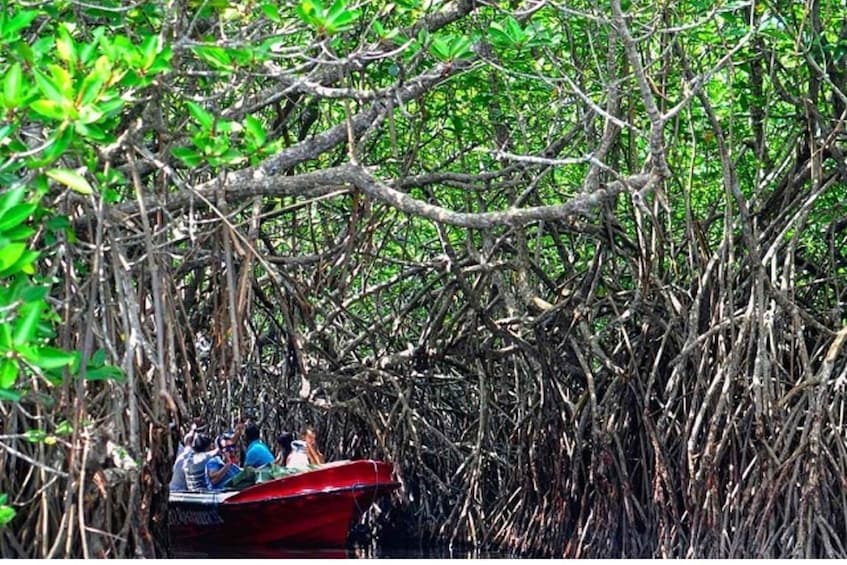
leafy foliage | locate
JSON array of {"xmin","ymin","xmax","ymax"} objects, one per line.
[
  {"xmin": 0, "ymin": 4, "xmax": 175, "ymax": 399},
  {"xmin": 296, "ymin": 0, "xmax": 361, "ymax": 36}
]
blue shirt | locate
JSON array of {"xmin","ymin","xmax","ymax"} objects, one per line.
[
  {"xmin": 205, "ymin": 455, "xmax": 241, "ymax": 490},
  {"xmin": 244, "ymin": 439, "xmax": 274, "ymax": 468}
]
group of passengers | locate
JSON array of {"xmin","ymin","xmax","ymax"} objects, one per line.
[{"xmin": 169, "ymin": 420, "xmax": 325, "ymax": 492}]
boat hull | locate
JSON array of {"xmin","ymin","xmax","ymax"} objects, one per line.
[{"xmin": 169, "ymin": 460, "xmax": 398, "ymax": 548}]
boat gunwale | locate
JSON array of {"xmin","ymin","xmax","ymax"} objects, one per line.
[
  {"xmin": 169, "ymin": 460, "xmax": 398, "ymax": 506},
  {"xmin": 170, "ymin": 481, "xmax": 401, "ymax": 508}
]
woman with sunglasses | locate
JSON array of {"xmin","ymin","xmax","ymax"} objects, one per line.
[{"xmin": 205, "ymin": 432, "xmax": 242, "ymax": 490}]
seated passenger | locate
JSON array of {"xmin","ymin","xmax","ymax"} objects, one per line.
[
  {"xmin": 287, "ymin": 439, "xmax": 310, "ymax": 469},
  {"xmin": 206, "ymin": 432, "xmax": 242, "ymax": 490},
  {"xmin": 275, "ymin": 432, "xmax": 293, "ymax": 466},
  {"xmin": 176, "ymin": 418, "xmax": 205, "ymax": 457},
  {"xmin": 184, "ymin": 433, "xmax": 214, "ymax": 492},
  {"xmin": 169, "ymin": 431, "xmax": 195, "ymax": 492},
  {"xmin": 303, "ymin": 426, "xmax": 325, "ymax": 465},
  {"xmin": 243, "ymin": 422, "xmax": 274, "ymax": 469}
]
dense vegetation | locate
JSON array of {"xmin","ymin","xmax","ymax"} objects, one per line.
[{"xmin": 1, "ymin": 0, "xmax": 846, "ymax": 557}]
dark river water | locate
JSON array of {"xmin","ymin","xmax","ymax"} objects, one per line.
[{"xmin": 172, "ymin": 542, "xmax": 516, "ymax": 559}]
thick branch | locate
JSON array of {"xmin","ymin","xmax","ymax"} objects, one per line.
[
  {"xmin": 109, "ymin": 161, "xmax": 652, "ymax": 230},
  {"xmin": 350, "ymin": 166, "xmax": 651, "ymax": 229}
]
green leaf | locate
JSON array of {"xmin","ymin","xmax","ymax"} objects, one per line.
[
  {"xmin": 56, "ymin": 25, "xmax": 77, "ymax": 64},
  {"xmin": 505, "ymin": 16, "xmax": 525, "ymax": 43},
  {"xmin": 0, "ymin": 324, "xmax": 10, "ymax": 349},
  {"xmin": 32, "ymin": 68, "xmax": 65, "ymax": 104},
  {"xmin": 42, "ymin": 370, "xmax": 63, "ymax": 386},
  {"xmin": 3, "ymin": 62, "xmax": 24, "ymax": 107},
  {"xmin": 24, "ymin": 346, "xmax": 76, "ymax": 369},
  {"xmin": 0, "ymin": 504, "xmax": 14, "ymax": 526},
  {"xmin": 186, "ymin": 101, "xmax": 214, "ymax": 130},
  {"xmin": 0, "ymin": 185, "xmax": 27, "ymax": 219},
  {"xmin": 0, "ymin": 388, "xmax": 21, "ymax": 402},
  {"xmin": 296, "ymin": 0, "xmax": 324, "ymax": 27},
  {"xmin": 46, "ymin": 169, "xmax": 94, "ymax": 195},
  {"xmin": 97, "ymin": 96, "xmax": 124, "ymax": 117},
  {"xmin": 0, "ymin": 243, "xmax": 25, "ymax": 270},
  {"xmin": 147, "ymin": 45, "xmax": 173, "ymax": 74},
  {"xmin": 84, "ymin": 365, "xmax": 125, "ymax": 382},
  {"xmin": 48, "ymin": 64, "xmax": 73, "ymax": 98},
  {"xmin": 13, "ymin": 300, "xmax": 44, "ymax": 346},
  {"xmin": 25, "ymin": 429, "xmax": 47, "ymax": 443},
  {"xmin": 430, "ymin": 36, "xmax": 451, "ymax": 61},
  {"xmin": 30, "ymin": 99, "xmax": 68, "ymax": 121},
  {"xmin": 35, "ymin": 125, "xmax": 75, "ymax": 166},
  {"xmin": 0, "ymin": 203, "xmax": 36, "ymax": 232},
  {"xmin": 77, "ymin": 105, "xmax": 104, "ymax": 125},
  {"xmin": 20, "ymin": 285, "xmax": 48, "ymax": 302},
  {"xmin": 448, "ymin": 35, "xmax": 473, "ymax": 59},
  {"xmin": 55, "ymin": 420, "xmax": 72, "ymax": 436},
  {"xmin": 78, "ymin": 59, "xmax": 109, "ymax": 106},
  {"xmin": 75, "ymin": 122, "xmax": 109, "ymax": 142},
  {"xmin": 0, "ymin": 123, "xmax": 13, "ymax": 143},
  {"xmin": 79, "ymin": 41, "xmax": 98, "ymax": 65},
  {"xmin": 3, "ymin": 10, "xmax": 40, "ymax": 39},
  {"xmin": 2, "ymin": 226, "xmax": 35, "ymax": 242},
  {"xmin": 243, "ymin": 115, "xmax": 266, "ymax": 146},
  {"xmin": 261, "ymin": 2, "xmax": 282, "ymax": 22},
  {"xmin": 46, "ymin": 215, "xmax": 70, "ymax": 232},
  {"xmin": 488, "ymin": 24, "xmax": 513, "ymax": 48},
  {"xmin": 171, "ymin": 146, "xmax": 203, "ymax": 168},
  {"xmin": 214, "ymin": 148, "xmax": 245, "ymax": 166},
  {"xmin": 91, "ymin": 348, "xmax": 106, "ymax": 366},
  {"xmin": 31, "ymin": 36, "xmax": 54, "ymax": 59},
  {"xmin": 327, "ymin": 0, "xmax": 346, "ymax": 20},
  {"xmin": 192, "ymin": 45, "xmax": 233, "ymax": 71},
  {"xmin": 102, "ymin": 188, "xmax": 120, "ymax": 203},
  {"xmin": 327, "ymin": 11, "xmax": 359, "ymax": 33},
  {"xmin": 140, "ymin": 34, "xmax": 160, "ymax": 69},
  {"xmin": 326, "ymin": 0, "xmax": 359, "ymax": 33},
  {"xmin": 0, "ymin": 359, "xmax": 17, "ymax": 389},
  {"xmin": 0, "ymin": 248, "xmax": 37, "ymax": 277},
  {"xmin": 214, "ymin": 120, "xmax": 239, "ymax": 134}
]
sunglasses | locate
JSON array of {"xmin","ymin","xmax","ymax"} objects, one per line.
[{"xmin": 222, "ymin": 445, "xmax": 238, "ymax": 453}]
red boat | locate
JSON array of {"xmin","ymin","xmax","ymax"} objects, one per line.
[{"xmin": 168, "ymin": 460, "xmax": 399, "ymax": 548}]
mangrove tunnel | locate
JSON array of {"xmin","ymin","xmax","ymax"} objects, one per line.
[{"xmin": 2, "ymin": 0, "xmax": 847, "ymax": 558}]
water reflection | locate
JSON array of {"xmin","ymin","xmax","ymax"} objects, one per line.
[
  {"xmin": 173, "ymin": 544, "xmax": 351, "ymax": 558},
  {"xmin": 172, "ymin": 543, "xmax": 511, "ymax": 559}
]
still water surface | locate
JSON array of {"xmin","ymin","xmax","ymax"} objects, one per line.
[{"xmin": 172, "ymin": 543, "xmax": 515, "ymax": 559}]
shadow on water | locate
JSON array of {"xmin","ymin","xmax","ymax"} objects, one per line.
[{"xmin": 172, "ymin": 543, "xmax": 514, "ymax": 559}]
